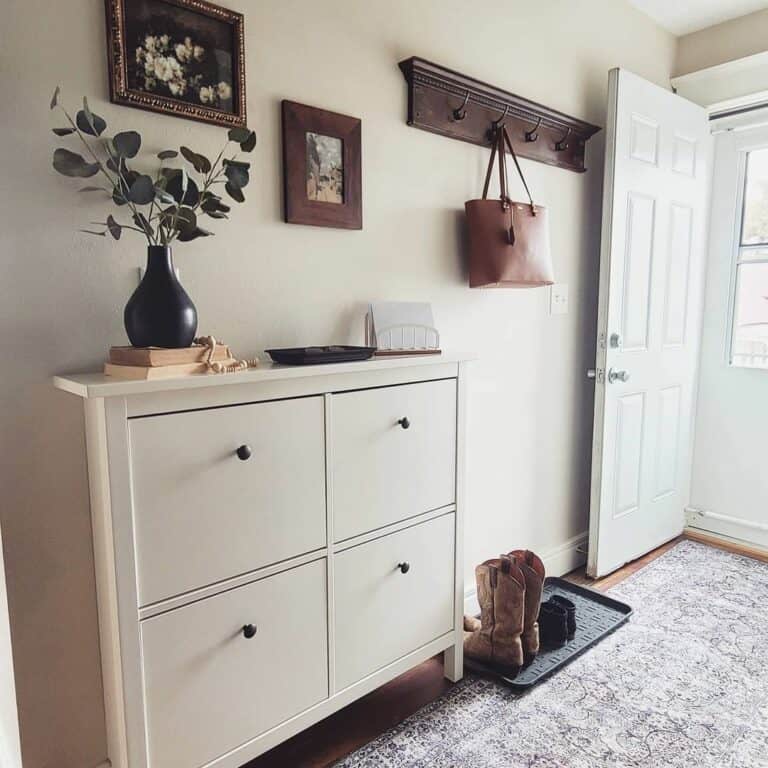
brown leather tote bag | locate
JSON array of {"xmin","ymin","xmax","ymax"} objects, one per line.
[{"xmin": 465, "ymin": 125, "xmax": 554, "ymax": 288}]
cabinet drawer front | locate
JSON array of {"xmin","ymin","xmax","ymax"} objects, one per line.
[
  {"xmin": 331, "ymin": 379, "xmax": 456, "ymax": 541},
  {"xmin": 334, "ymin": 514, "xmax": 454, "ymax": 690},
  {"xmin": 141, "ymin": 559, "xmax": 328, "ymax": 768},
  {"xmin": 130, "ymin": 397, "xmax": 326, "ymax": 605}
]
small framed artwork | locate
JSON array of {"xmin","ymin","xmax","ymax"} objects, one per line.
[
  {"xmin": 282, "ymin": 101, "xmax": 362, "ymax": 229},
  {"xmin": 104, "ymin": 0, "xmax": 246, "ymax": 127}
]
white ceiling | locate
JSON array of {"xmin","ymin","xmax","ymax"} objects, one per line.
[{"xmin": 628, "ymin": 0, "xmax": 768, "ymax": 35}]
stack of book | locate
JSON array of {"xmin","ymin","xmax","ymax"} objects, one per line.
[{"xmin": 104, "ymin": 345, "xmax": 236, "ymax": 380}]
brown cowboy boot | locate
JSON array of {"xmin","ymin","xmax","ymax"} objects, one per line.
[
  {"xmin": 463, "ymin": 556, "xmax": 525, "ymax": 671},
  {"xmin": 507, "ymin": 550, "xmax": 545, "ymax": 661}
]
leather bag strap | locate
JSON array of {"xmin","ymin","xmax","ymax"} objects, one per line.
[
  {"xmin": 502, "ymin": 125, "xmax": 536, "ymax": 214},
  {"xmin": 482, "ymin": 128, "xmax": 511, "ymax": 209},
  {"xmin": 481, "ymin": 133, "xmax": 498, "ymax": 200},
  {"xmin": 498, "ymin": 127, "xmax": 510, "ymax": 207}
]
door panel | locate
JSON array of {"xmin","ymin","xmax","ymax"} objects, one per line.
[
  {"xmin": 663, "ymin": 204, "xmax": 693, "ymax": 346},
  {"xmin": 588, "ymin": 69, "xmax": 711, "ymax": 577},
  {"xmin": 653, "ymin": 385, "xmax": 681, "ymax": 499},
  {"xmin": 613, "ymin": 393, "xmax": 644, "ymax": 518},
  {"xmin": 622, "ymin": 193, "xmax": 656, "ymax": 351}
]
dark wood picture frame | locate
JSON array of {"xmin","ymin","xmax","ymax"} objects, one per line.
[
  {"xmin": 104, "ymin": 0, "xmax": 246, "ymax": 128},
  {"xmin": 282, "ymin": 101, "xmax": 362, "ymax": 229}
]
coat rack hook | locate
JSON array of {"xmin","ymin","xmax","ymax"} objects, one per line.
[
  {"xmin": 452, "ymin": 91, "xmax": 470, "ymax": 121},
  {"xmin": 492, "ymin": 104, "xmax": 510, "ymax": 128},
  {"xmin": 525, "ymin": 116, "xmax": 542, "ymax": 143},
  {"xmin": 555, "ymin": 127, "xmax": 571, "ymax": 152}
]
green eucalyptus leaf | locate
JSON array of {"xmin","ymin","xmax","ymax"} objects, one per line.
[
  {"xmin": 76, "ymin": 100, "xmax": 107, "ymax": 136},
  {"xmin": 180, "ymin": 146, "xmax": 211, "ymax": 174},
  {"xmin": 225, "ymin": 181, "xmax": 245, "ymax": 203},
  {"xmin": 157, "ymin": 150, "xmax": 178, "ymax": 160},
  {"xmin": 106, "ymin": 215, "xmax": 121, "ymax": 240},
  {"xmin": 113, "ymin": 131, "xmax": 141, "ymax": 158},
  {"xmin": 177, "ymin": 226, "xmax": 213, "ymax": 242},
  {"xmin": 223, "ymin": 160, "xmax": 249, "ymax": 189},
  {"xmin": 176, "ymin": 207, "xmax": 197, "ymax": 227},
  {"xmin": 53, "ymin": 148, "xmax": 100, "ymax": 177},
  {"xmin": 52, "ymin": 127, "xmax": 75, "ymax": 136},
  {"xmin": 128, "ymin": 174, "xmax": 155, "ymax": 205},
  {"xmin": 201, "ymin": 194, "xmax": 230, "ymax": 213},
  {"xmin": 174, "ymin": 207, "xmax": 199, "ymax": 241},
  {"xmin": 227, "ymin": 127, "xmax": 251, "ymax": 143},
  {"xmin": 164, "ymin": 169, "xmax": 199, "ymax": 207},
  {"xmin": 50, "ymin": 86, "xmax": 60, "ymax": 110},
  {"xmin": 205, "ymin": 210, "xmax": 228, "ymax": 219},
  {"xmin": 106, "ymin": 156, "xmax": 131, "ymax": 175},
  {"xmin": 200, "ymin": 196, "xmax": 218, "ymax": 213},
  {"xmin": 240, "ymin": 130, "xmax": 257, "ymax": 152}
]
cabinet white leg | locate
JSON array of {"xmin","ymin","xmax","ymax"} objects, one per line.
[{"xmin": 443, "ymin": 638, "xmax": 463, "ymax": 682}]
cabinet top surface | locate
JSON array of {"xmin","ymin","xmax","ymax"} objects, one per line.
[{"xmin": 53, "ymin": 353, "xmax": 472, "ymax": 399}]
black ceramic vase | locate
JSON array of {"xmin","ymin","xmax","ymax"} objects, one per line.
[{"xmin": 124, "ymin": 246, "xmax": 197, "ymax": 348}]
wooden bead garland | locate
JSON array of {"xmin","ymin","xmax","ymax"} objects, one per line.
[{"xmin": 194, "ymin": 335, "xmax": 259, "ymax": 375}]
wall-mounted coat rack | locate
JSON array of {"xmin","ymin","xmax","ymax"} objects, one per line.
[{"xmin": 399, "ymin": 57, "xmax": 601, "ymax": 173}]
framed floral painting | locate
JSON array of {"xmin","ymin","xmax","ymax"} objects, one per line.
[{"xmin": 105, "ymin": 0, "xmax": 246, "ymax": 127}]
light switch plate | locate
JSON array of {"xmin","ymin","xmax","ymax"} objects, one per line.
[{"xmin": 550, "ymin": 283, "xmax": 569, "ymax": 315}]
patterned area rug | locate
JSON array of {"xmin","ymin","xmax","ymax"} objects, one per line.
[{"xmin": 335, "ymin": 541, "xmax": 768, "ymax": 767}]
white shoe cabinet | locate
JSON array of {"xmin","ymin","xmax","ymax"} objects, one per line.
[{"xmin": 54, "ymin": 356, "xmax": 469, "ymax": 768}]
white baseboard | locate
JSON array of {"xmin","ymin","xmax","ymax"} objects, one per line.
[
  {"xmin": 463, "ymin": 532, "xmax": 588, "ymax": 616},
  {"xmin": 685, "ymin": 507, "xmax": 768, "ymax": 550}
]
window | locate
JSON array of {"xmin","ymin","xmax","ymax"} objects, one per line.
[{"xmin": 731, "ymin": 148, "xmax": 768, "ymax": 368}]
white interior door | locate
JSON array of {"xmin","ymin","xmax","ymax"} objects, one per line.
[{"xmin": 587, "ymin": 68, "xmax": 711, "ymax": 578}]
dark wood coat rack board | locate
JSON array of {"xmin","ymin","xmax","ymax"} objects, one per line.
[{"xmin": 399, "ymin": 57, "xmax": 601, "ymax": 173}]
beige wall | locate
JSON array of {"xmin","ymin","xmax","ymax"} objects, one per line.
[
  {"xmin": 0, "ymin": 1, "xmax": 674, "ymax": 766},
  {"xmin": 676, "ymin": 8, "xmax": 768, "ymax": 75}
]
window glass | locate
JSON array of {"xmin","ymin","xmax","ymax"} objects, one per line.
[
  {"xmin": 732, "ymin": 262, "xmax": 768, "ymax": 368},
  {"xmin": 741, "ymin": 148, "xmax": 768, "ymax": 245}
]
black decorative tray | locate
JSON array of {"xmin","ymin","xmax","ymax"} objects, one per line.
[
  {"xmin": 265, "ymin": 345, "xmax": 376, "ymax": 366},
  {"xmin": 465, "ymin": 576, "xmax": 632, "ymax": 691}
]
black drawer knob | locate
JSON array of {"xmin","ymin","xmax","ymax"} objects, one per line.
[
  {"xmin": 242, "ymin": 623, "xmax": 257, "ymax": 639},
  {"xmin": 236, "ymin": 444, "xmax": 252, "ymax": 461},
  {"xmin": 398, "ymin": 562, "xmax": 410, "ymax": 574},
  {"xmin": 397, "ymin": 417, "xmax": 410, "ymax": 430}
]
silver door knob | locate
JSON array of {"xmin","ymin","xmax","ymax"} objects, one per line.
[
  {"xmin": 587, "ymin": 369, "xmax": 597, "ymax": 379},
  {"xmin": 609, "ymin": 332, "xmax": 623, "ymax": 349},
  {"xmin": 608, "ymin": 368, "xmax": 630, "ymax": 383}
]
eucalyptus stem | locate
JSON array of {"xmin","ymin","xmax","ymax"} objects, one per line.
[
  {"xmin": 58, "ymin": 105, "xmax": 154, "ymax": 245},
  {"xmin": 51, "ymin": 90, "xmax": 255, "ymax": 246}
]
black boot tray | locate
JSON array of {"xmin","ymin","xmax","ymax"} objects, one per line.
[{"xmin": 464, "ymin": 576, "xmax": 632, "ymax": 691}]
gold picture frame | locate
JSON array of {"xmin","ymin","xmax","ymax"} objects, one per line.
[{"xmin": 104, "ymin": 0, "xmax": 246, "ymax": 128}]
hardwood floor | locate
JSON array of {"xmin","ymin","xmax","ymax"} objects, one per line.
[
  {"xmin": 244, "ymin": 532, "xmax": 744, "ymax": 768},
  {"xmin": 245, "ymin": 657, "xmax": 452, "ymax": 768}
]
